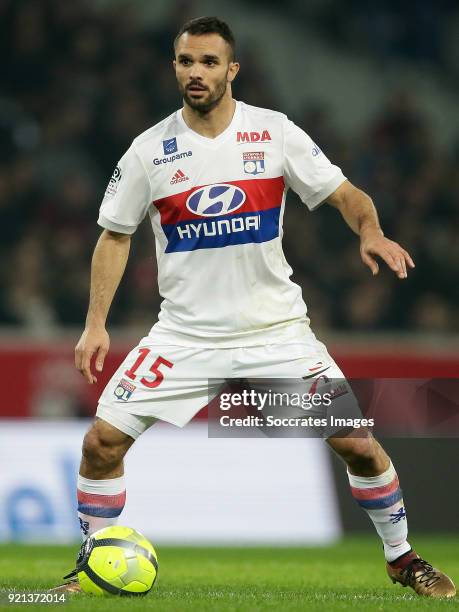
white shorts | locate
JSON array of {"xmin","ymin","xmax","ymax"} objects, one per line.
[{"xmin": 96, "ymin": 331, "xmax": 349, "ymax": 439}]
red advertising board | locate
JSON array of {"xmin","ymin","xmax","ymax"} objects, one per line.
[{"xmin": 0, "ymin": 337, "xmax": 457, "ymax": 418}]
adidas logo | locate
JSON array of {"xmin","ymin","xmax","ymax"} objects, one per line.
[{"xmin": 170, "ymin": 169, "xmax": 189, "ymax": 184}]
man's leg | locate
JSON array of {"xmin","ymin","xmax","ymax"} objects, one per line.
[
  {"xmin": 77, "ymin": 417, "xmax": 135, "ymax": 539},
  {"xmin": 327, "ymin": 432, "xmax": 410, "ymax": 561},
  {"xmin": 49, "ymin": 417, "xmax": 136, "ymax": 594},
  {"xmin": 327, "ymin": 430, "xmax": 456, "ymax": 598}
]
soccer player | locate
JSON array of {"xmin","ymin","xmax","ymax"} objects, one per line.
[{"xmin": 53, "ymin": 17, "xmax": 455, "ymax": 597}]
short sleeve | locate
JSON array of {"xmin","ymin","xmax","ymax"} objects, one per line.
[
  {"xmin": 98, "ymin": 145, "xmax": 151, "ymax": 234},
  {"xmin": 283, "ymin": 119, "xmax": 346, "ymax": 211}
]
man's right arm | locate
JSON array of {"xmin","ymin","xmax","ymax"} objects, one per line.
[{"xmin": 75, "ymin": 229, "xmax": 131, "ymax": 384}]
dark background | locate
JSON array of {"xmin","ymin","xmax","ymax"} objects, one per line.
[{"xmin": 1, "ymin": 0, "xmax": 458, "ymax": 335}]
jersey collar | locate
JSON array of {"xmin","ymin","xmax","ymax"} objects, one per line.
[{"xmin": 176, "ymin": 100, "xmax": 241, "ymax": 148}]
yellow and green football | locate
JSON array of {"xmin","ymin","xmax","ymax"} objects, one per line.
[{"xmin": 66, "ymin": 526, "xmax": 158, "ymax": 596}]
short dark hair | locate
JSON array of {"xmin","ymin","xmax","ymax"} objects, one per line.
[{"xmin": 174, "ymin": 16, "xmax": 236, "ymax": 60}]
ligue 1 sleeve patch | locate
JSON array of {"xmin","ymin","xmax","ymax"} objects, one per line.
[
  {"xmin": 114, "ymin": 378, "xmax": 136, "ymax": 401},
  {"xmin": 105, "ymin": 165, "xmax": 122, "ymax": 198},
  {"xmin": 163, "ymin": 137, "xmax": 178, "ymax": 155}
]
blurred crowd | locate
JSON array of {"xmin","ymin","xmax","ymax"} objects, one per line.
[
  {"xmin": 1, "ymin": 0, "xmax": 458, "ymax": 336},
  {"xmin": 257, "ymin": 0, "xmax": 459, "ymax": 81}
]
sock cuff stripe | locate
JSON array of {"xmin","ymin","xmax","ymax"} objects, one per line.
[
  {"xmin": 77, "ymin": 490, "xmax": 126, "ymax": 507},
  {"xmin": 357, "ymin": 499, "xmax": 405, "ymax": 517},
  {"xmin": 77, "ymin": 504, "xmax": 125, "ymax": 518},
  {"xmin": 77, "ymin": 475, "xmax": 126, "ymax": 496},
  {"xmin": 353, "ymin": 488, "xmax": 403, "ymax": 510},
  {"xmin": 347, "ymin": 461, "xmax": 396, "ymax": 489},
  {"xmin": 350, "ymin": 476, "xmax": 399, "ymax": 500}
]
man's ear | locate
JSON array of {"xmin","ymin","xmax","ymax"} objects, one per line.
[{"xmin": 228, "ymin": 62, "xmax": 240, "ymax": 83}]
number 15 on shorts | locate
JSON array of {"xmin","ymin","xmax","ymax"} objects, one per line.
[{"xmin": 125, "ymin": 348, "xmax": 174, "ymax": 388}]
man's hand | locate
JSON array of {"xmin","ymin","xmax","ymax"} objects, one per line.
[
  {"xmin": 75, "ymin": 327, "xmax": 110, "ymax": 384},
  {"xmin": 360, "ymin": 228, "xmax": 415, "ymax": 279},
  {"xmin": 326, "ymin": 181, "xmax": 415, "ymax": 279},
  {"xmin": 74, "ymin": 230, "xmax": 129, "ymax": 383}
]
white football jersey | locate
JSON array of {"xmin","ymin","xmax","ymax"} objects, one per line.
[{"xmin": 98, "ymin": 101, "xmax": 346, "ymax": 347}]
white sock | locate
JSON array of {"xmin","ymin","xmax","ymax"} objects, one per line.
[
  {"xmin": 77, "ymin": 474, "xmax": 126, "ymax": 540},
  {"xmin": 348, "ymin": 462, "xmax": 411, "ymax": 562}
]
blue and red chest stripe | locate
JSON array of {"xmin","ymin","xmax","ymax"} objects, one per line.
[{"xmin": 152, "ymin": 177, "xmax": 285, "ymax": 253}]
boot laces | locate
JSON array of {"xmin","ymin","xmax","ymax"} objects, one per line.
[{"xmin": 403, "ymin": 558, "xmax": 440, "ymax": 589}]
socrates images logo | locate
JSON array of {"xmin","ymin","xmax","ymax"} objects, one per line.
[{"xmin": 186, "ymin": 184, "xmax": 246, "ymax": 217}]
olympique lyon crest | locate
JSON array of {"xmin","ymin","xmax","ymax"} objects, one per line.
[
  {"xmin": 114, "ymin": 378, "xmax": 136, "ymax": 401},
  {"xmin": 243, "ymin": 151, "xmax": 265, "ymax": 175}
]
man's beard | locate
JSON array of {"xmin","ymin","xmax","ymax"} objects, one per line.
[{"xmin": 180, "ymin": 76, "xmax": 228, "ymax": 114}]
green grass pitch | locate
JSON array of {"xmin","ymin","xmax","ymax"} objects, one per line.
[{"xmin": 0, "ymin": 536, "xmax": 457, "ymax": 610}]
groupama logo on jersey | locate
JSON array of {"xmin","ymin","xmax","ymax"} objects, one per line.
[{"xmin": 186, "ymin": 184, "xmax": 246, "ymax": 217}]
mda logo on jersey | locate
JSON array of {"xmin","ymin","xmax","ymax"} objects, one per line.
[
  {"xmin": 237, "ymin": 130, "xmax": 271, "ymax": 143},
  {"xmin": 186, "ymin": 184, "xmax": 246, "ymax": 217},
  {"xmin": 163, "ymin": 137, "xmax": 178, "ymax": 155}
]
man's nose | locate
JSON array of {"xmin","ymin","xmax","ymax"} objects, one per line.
[{"xmin": 189, "ymin": 64, "xmax": 204, "ymax": 80}]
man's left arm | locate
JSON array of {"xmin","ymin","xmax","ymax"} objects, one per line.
[{"xmin": 326, "ymin": 180, "xmax": 415, "ymax": 279}]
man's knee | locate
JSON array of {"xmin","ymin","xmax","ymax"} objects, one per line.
[
  {"xmin": 82, "ymin": 419, "xmax": 134, "ymax": 470},
  {"xmin": 328, "ymin": 433, "xmax": 387, "ymax": 473},
  {"xmin": 342, "ymin": 437, "xmax": 376, "ymax": 468}
]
